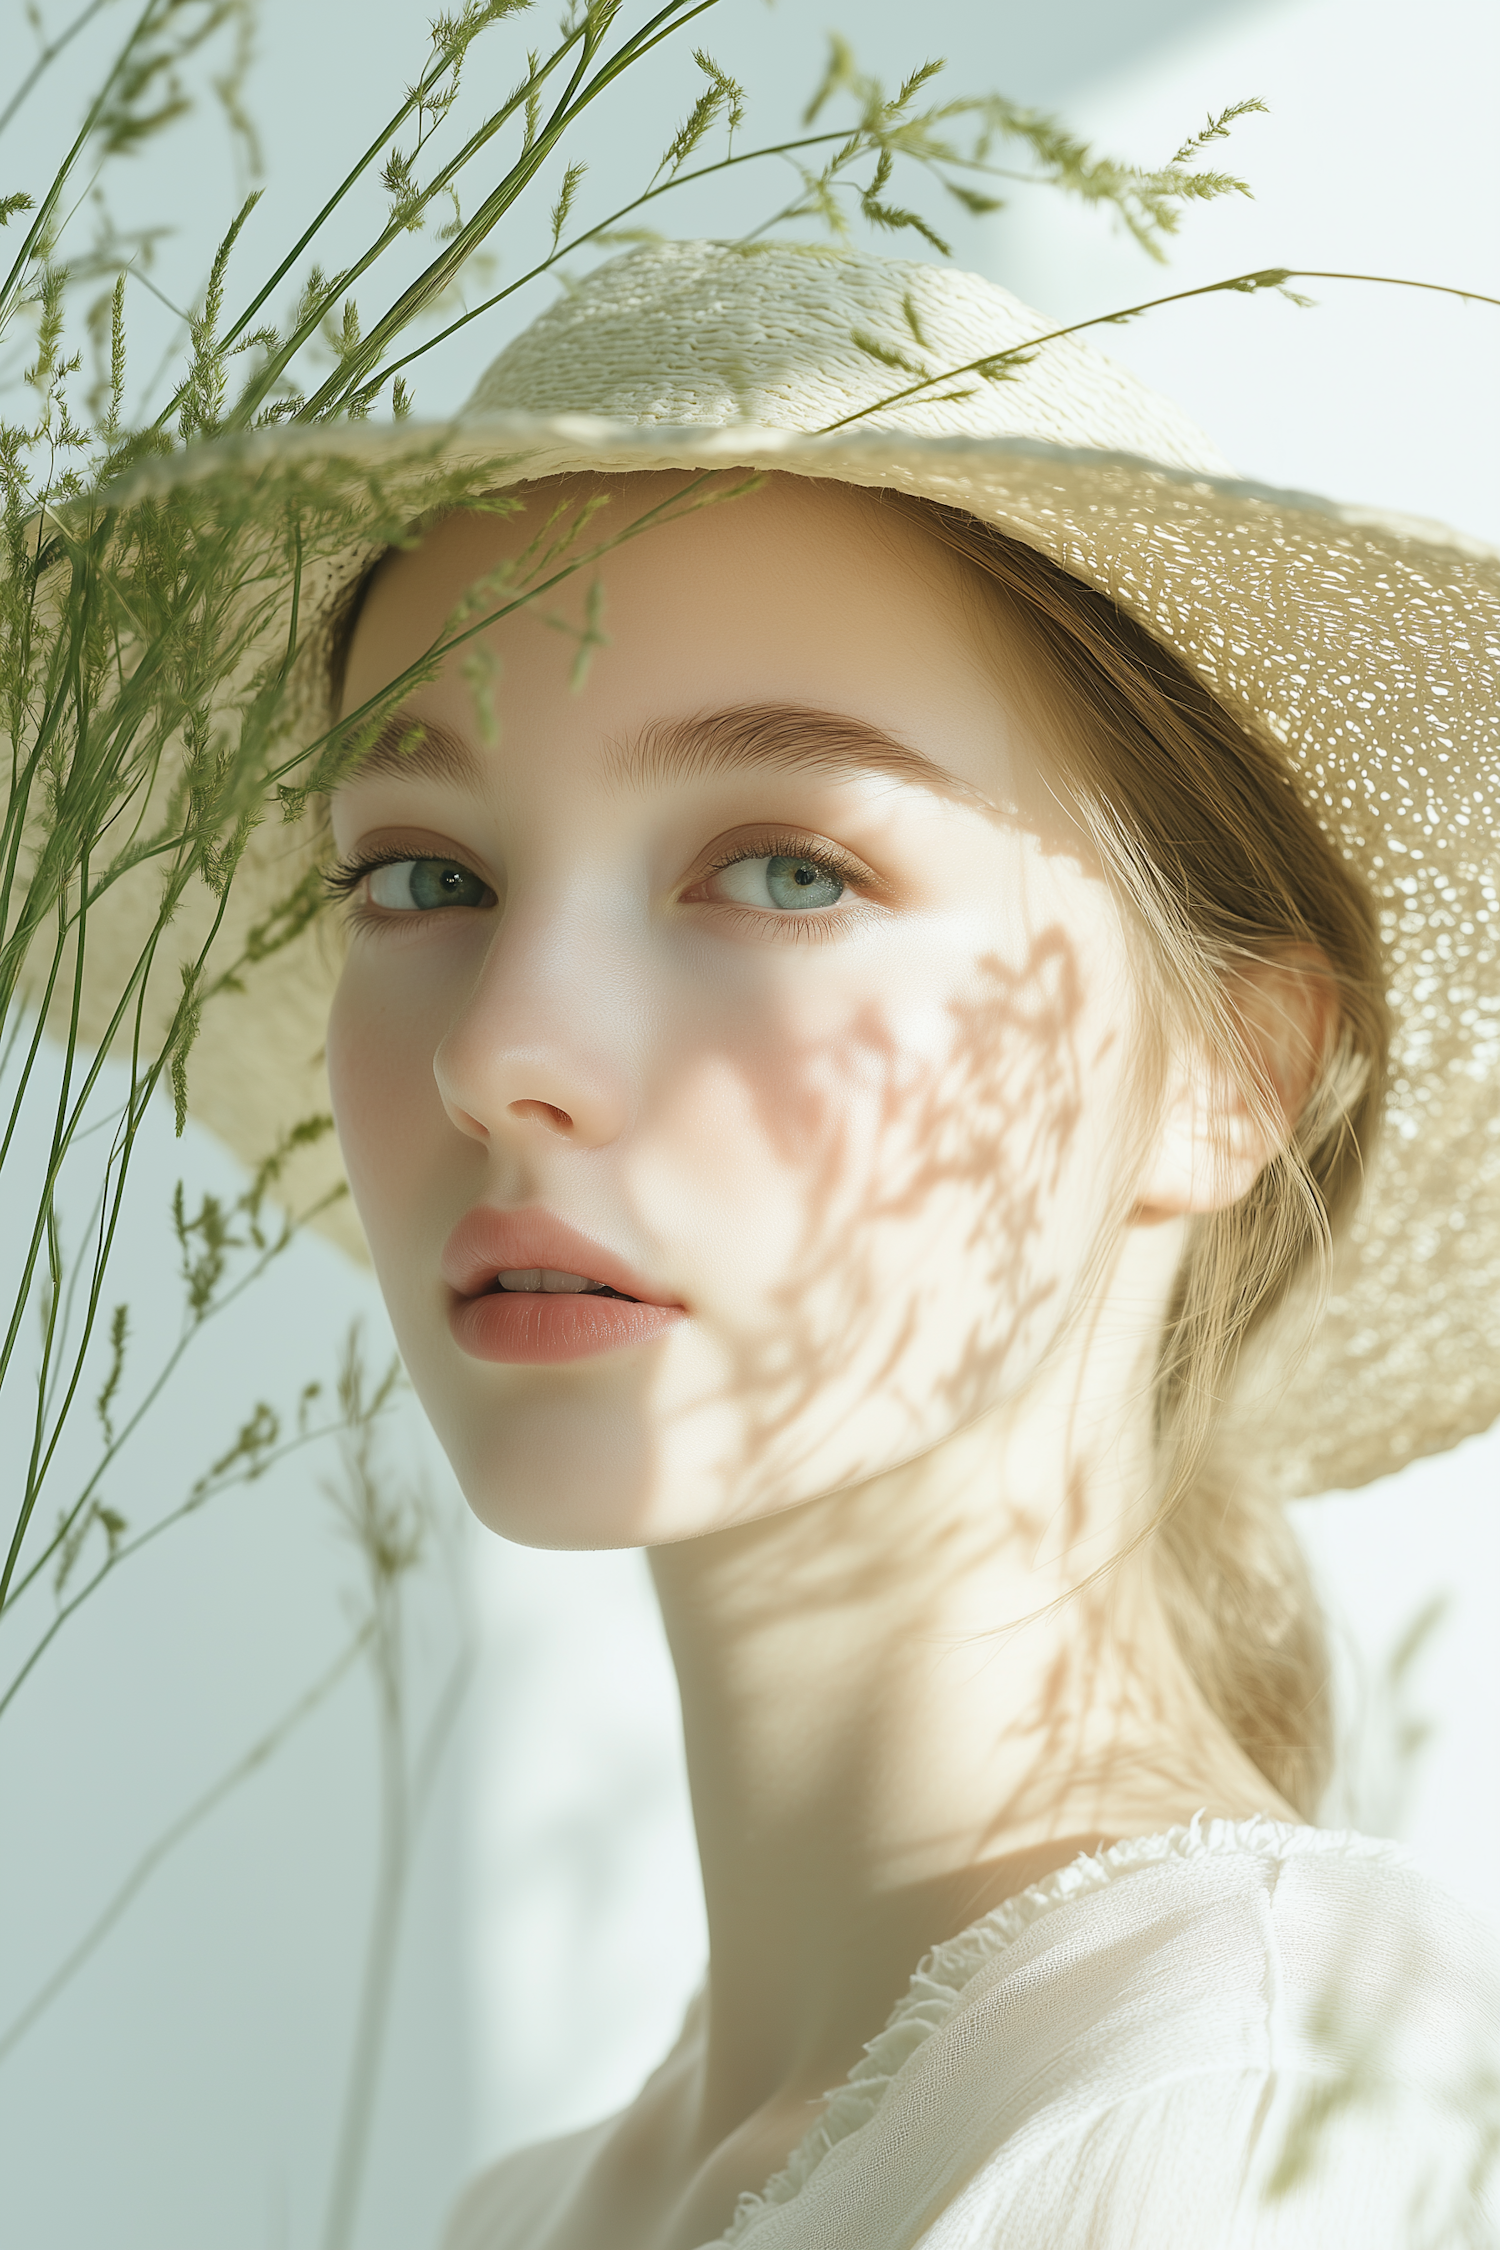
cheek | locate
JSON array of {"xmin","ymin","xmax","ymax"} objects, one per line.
[
  {"xmin": 326, "ymin": 957, "xmax": 449, "ymax": 1251},
  {"xmin": 636, "ymin": 912, "xmax": 1133, "ymax": 1497}
]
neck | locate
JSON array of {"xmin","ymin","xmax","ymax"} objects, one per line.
[{"xmin": 648, "ymin": 1230, "xmax": 1292, "ymax": 2143}]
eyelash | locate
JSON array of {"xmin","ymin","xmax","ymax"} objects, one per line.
[
  {"xmin": 324, "ymin": 831, "xmax": 878, "ymax": 936},
  {"xmin": 324, "ymin": 848, "xmax": 432, "ymax": 901},
  {"xmin": 698, "ymin": 829, "xmax": 867, "ymax": 891}
]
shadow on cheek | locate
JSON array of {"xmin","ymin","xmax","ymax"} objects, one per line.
[{"xmin": 701, "ymin": 927, "xmax": 1094, "ymax": 1506}]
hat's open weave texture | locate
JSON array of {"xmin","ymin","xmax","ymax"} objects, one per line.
[{"xmin": 74, "ymin": 241, "xmax": 1500, "ymax": 1498}]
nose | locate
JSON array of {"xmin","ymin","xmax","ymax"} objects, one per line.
[{"xmin": 432, "ymin": 904, "xmax": 636, "ymax": 1151}]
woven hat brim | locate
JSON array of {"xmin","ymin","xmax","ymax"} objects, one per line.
[{"xmin": 66, "ymin": 409, "xmax": 1500, "ymax": 1501}]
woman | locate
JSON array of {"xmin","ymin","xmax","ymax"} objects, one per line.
[{"xmin": 117, "ymin": 241, "xmax": 1500, "ymax": 2242}]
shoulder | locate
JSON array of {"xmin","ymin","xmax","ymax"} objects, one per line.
[
  {"xmin": 441, "ymin": 1987, "xmax": 707, "ymax": 2250},
  {"xmin": 727, "ymin": 1819, "xmax": 1500, "ymax": 2248},
  {"xmin": 884, "ymin": 1819, "xmax": 1500, "ymax": 2247},
  {"xmin": 978, "ymin": 1816, "xmax": 1498, "ymax": 2064},
  {"xmin": 440, "ymin": 2118, "xmax": 613, "ymax": 2250},
  {"xmin": 869, "ymin": 1815, "xmax": 1500, "ymax": 2088}
]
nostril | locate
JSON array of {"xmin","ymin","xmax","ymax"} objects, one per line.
[{"xmin": 509, "ymin": 1098, "xmax": 573, "ymax": 1134}]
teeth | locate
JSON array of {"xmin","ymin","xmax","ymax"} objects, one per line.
[
  {"xmin": 491, "ymin": 1268, "xmax": 640, "ymax": 1302},
  {"xmin": 496, "ymin": 1268, "xmax": 596, "ymax": 1294}
]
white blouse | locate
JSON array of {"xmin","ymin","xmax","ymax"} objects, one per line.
[{"xmin": 445, "ymin": 1817, "xmax": 1500, "ymax": 2248}]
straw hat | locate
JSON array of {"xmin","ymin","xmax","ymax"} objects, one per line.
[{"xmin": 66, "ymin": 239, "xmax": 1500, "ymax": 1501}]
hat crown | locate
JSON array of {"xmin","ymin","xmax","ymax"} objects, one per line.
[{"xmin": 463, "ymin": 239, "xmax": 1234, "ymax": 478}]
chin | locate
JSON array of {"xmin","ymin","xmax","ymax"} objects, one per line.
[
  {"xmin": 454, "ymin": 1403, "xmax": 666, "ymax": 1550},
  {"xmin": 406, "ymin": 1348, "xmax": 719, "ymax": 1550},
  {"xmin": 389, "ymin": 1343, "xmax": 627, "ymax": 1545}
]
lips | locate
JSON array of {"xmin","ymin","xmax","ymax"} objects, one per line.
[{"xmin": 441, "ymin": 1207, "xmax": 686, "ymax": 1365}]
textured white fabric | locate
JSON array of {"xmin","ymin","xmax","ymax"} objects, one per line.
[{"xmin": 444, "ymin": 1819, "xmax": 1499, "ymax": 2250}]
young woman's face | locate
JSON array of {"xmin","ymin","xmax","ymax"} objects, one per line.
[{"xmin": 327, "ymin": 473, "xmax": 1144, "ymax": 1547}]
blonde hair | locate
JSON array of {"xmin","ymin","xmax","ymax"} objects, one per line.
[{"xmin": 892, "ymin": 495, "xmax": 1390, "ymax": 1818}]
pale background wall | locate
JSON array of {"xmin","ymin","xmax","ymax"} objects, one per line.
[{"xmin": 0, "ymin": 1, "xmax": 1495, "ymax": 2244}]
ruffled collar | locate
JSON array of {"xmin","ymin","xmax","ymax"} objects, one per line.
[{"xmin": 717, "ymin": 1814, "xmax": 1407, "ymax": 2244}]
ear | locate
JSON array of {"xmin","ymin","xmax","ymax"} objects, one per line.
[{"xmin": 1134, "ymin": 948, "xmax": 1338, "ymax": 1221}]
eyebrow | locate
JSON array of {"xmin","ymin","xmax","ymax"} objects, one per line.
[
  {"xmin": 338, "ymin": 714, "xmax": 483, "ymax": 790},
  {"xmin": 605, "ymin": 703, "xmax": 979, "ymax": 801},
  {"xmin": 340, "ymin": 702, "xmax": 977, "ymax": 803}
]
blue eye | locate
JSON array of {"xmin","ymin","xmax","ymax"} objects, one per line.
[
  {"xmin": 366, "ymin": 858, "xmax": 492, "ymax": 911},
  {"xmin": 716, "ymin": 853, "xmax": 846, "ymax": 911}
]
